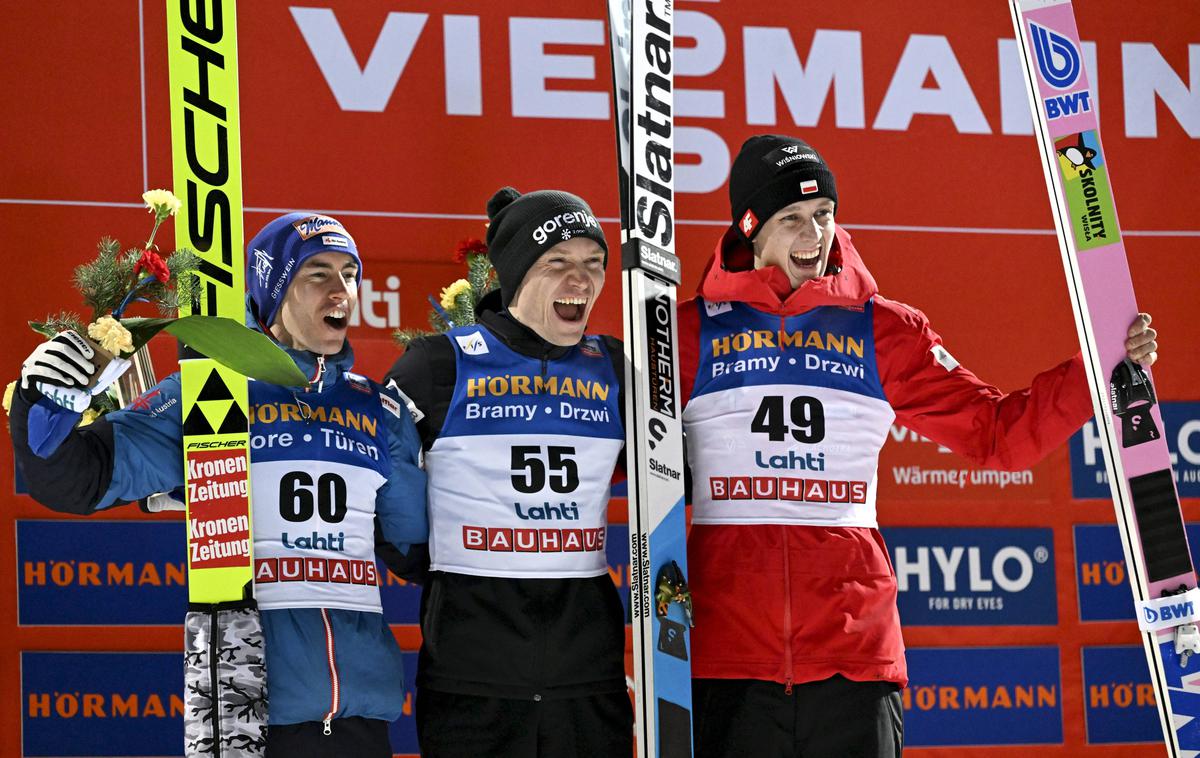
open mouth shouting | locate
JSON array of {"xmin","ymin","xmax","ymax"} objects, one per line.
[
  {"xmin": 553, "ymin": 296, "xmax": 589, "ymax": 324},
  {"xmin": 324, "ymin": 306, "xmax": 349, "ymax": 331},
  {"xmin": 789, "ymin": 247, "xmax": 823, "ymax": 272}
]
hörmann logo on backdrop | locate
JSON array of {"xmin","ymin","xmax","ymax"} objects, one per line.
[
  {"xmin": 902, "ymin": 647, "xmax": 1062, "ymax": 747},
  {"xmin": 1074, "ymin": 523, "xmax": 1200, "ymax": 622},
  {"xmin": 1081, "ymin": 646, "xmax": 1164, "ymax": 745},
  {"xmin": 22, "ymin": 652, "xmax": 184, "ymax": 757},
  {"xmin": 17, "ymin": 521, "xmax": 186, "ymax": 625},
  {"xmin": 1069, "ymin": 402, "xmax": 1200, "ymax": 499},
  {"xmin": 883, "ymin": 527, "xmax": 1056, "ymax": 626}
]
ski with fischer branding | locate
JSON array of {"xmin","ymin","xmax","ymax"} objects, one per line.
[
  {"xmin": 605, "ymin": 1, "xmax": 694, "ymax": 756},
  {"xmin": 166, "ymin": 1, "xmax": 265, "ymax": 755},
  {"xmin": 1011, "ymin": 1, "xmax": 1200, "ymax": 753}
]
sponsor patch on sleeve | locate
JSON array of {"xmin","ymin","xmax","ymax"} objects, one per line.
[
  {"xmin": 384, "ymin": 380, "xmax": 425, "ymax": 424},
  {"xmin": 343, "ymin": 371, "xmax": 372, "ymax": 394},
  {"xmin": 931, "ymin": 344, "xmax": 960, "ymax": 372}
]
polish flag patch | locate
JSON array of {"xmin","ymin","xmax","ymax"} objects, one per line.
[
  {"xmin": 800, "ymin": 179, "xmax": 819, "ymax": 195},
  {"xmin": 739, "ymin": 209, "xmax": 758, "ymax": 236}
]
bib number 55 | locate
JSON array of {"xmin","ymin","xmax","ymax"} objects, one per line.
[{"xmin": 511, "ymin": 445, "xmax": 579, "ymax": 494}]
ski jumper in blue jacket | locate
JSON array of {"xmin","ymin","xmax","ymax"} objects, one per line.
[{"xmin": 10, "ymin": 213, "xmax": 427, "ymax": 753}]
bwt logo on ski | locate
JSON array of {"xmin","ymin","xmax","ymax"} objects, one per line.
[
  {"xmin": 1081, "ymin": 646, "xmax": 1162, "ymax": 745},
  {"xmin": 17, "ymin": 521, "xmax": 187, "ymax": 625},
  {"xmin": 902, "ymin": 647, "xmax": 1062, "ymax": 747},
  {"xmin": 186, "ymin": 450, "xmax": 251, "ymax": 570},
  {"xmin": 645, "ymin": 290, "xmax": 676, "ymax": 418},
  {"xmin": 884, "ymin": 527, "xmax": 1057, "ymax": 626},
  {"xmin": 22, "ymin": 652, "xmax": 183, "ymax": 756},
  {"xmin": 531, "ymin": 210, "xmax": 601, "ymax": 245},
  {"xmin": 1028, "ymin": 20, "xmax": 1093, "ymax": 120},
  {"xmin": 1142, "ymin": 599, "xmax": 1194, "ymax": 626}
]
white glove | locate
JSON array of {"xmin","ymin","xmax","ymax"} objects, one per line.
[
  {"xmin": 20, "ymin": 331, "xmax": 131, "ymax": 413},
  {"xmin": 144, "ymin": 491, "xmax": 187, "ymax": 512}
]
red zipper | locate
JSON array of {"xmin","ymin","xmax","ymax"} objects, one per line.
[
  {"xmin": 780, "ymin": 525, "xmax": 794, "ymax": 695},
  {"xmin": 320, "ymin": 608, "xmax": 339, "ymax": 735}
]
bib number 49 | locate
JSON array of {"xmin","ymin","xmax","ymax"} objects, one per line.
[{"xmin": 751, "ymin": 395, "xmax": 826, "ymax": 443}]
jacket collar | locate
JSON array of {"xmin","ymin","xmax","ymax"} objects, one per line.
[
  {"xmin": 477, "ymin": 307, "xmax": 574, "ymax": 361},
  {"xmin": 697, "ymin": 224, "xmax": 878, "ymax": 316},
  {"xmin": 283, "ymin": 341, "xmax": 355, "ymax": 389},
  {"xmin": 245, "ymin": 297, "xmax": 355, "ymax": 389}
]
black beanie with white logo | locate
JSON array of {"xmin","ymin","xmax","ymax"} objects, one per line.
[
  {"xmin": 729, "ymin": 134, "xmax": 838, "ymax": 242},
  {"xmin": 485, "ymin": 187, "xmax": 608, "ymax": 308}
]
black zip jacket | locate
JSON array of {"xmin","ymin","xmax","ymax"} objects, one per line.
[{"xmin": 382, "ymin": 303, "xmax": 628, "ymax": 700}]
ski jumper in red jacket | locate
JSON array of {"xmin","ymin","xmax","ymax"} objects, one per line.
[
  {"xmin": 678, "ymin": 132, "xmax": 1158, "ymax": 758},
  {"xmin": 678, "ymin": 221, "xmax": 1094, "ymax": 690}
]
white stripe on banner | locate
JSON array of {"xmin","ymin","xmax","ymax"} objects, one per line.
[{"xmin": 2, "ymin": 199, "xmax": 1199, "ymax": 237}]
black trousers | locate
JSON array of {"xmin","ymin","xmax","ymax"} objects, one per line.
[
  {"xmin": 693, "ymin": 676, "xmax": 903, "ymax": 758},
  {"xmin": 416, "ymin": 688, "xmax": 633, "ymax": 757},
  {"xmin": 265, "ymin": 716, "xmax": 391, "ymax": 758}
]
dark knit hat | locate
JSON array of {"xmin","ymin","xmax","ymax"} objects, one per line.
[
  {"xmin": 729, "ymin": 135, "xmax": 838, "ymax": 241},
  {"xmin": 246, "ymin": 212, "xmax": 362, "ymax": 327},
  {"xmin": 484, "ymin": 187, "xmax": 608, "ymax": 307}
]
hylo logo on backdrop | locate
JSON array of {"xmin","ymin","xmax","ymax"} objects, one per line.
[{"xmin": 895, "ymin": 545, "xmax": 1046, "ymax": 593}]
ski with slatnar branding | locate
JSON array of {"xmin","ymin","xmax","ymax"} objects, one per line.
[
  {"xmin": 605, "ymin": 1, "xmax": 693, "ymax": 756},
  {"xmin": 1011, "ymin": 1, "xmax": 1200, "ymax": 753},
  {"xmin": 167, "ymin": 1, "xmax": 266, "ymax": 755}
]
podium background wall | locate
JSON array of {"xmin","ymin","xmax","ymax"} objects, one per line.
[{"xmin": 2, "ymin": 1, "xmax": 1197, "ymax": 755}]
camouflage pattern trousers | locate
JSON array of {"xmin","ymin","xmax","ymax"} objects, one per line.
[{"xmin": 185, "ymin": 603, "xmax": 268, "ymax": 757}]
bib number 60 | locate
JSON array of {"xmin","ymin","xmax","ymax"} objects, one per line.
[{"xmin": 279, "ymin": 471, "xmax": 348, "ymax": 523}]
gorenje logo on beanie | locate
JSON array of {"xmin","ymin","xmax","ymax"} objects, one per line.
[{"xmin": 531, "ymin": 210, "xmax": 602, "ymax": 246}]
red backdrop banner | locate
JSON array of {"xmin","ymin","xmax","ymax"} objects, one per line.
[{"xmin": 2, "ymin": 1, "xmax": 1197, "ymax": 755}]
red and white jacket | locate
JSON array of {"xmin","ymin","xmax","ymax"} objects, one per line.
[{"xmin": 678, "ymin": 225, "xmax": 1093, "ymax": 688}]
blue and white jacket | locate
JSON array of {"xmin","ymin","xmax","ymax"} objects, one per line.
[{"xmin": 10, "ymin": 342, "xmax": 427, "ymax": 726}]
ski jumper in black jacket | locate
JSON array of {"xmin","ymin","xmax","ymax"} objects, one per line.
[{"xmin": 384, "ymin": 187, "xmax": 633, "ymax": 757}]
